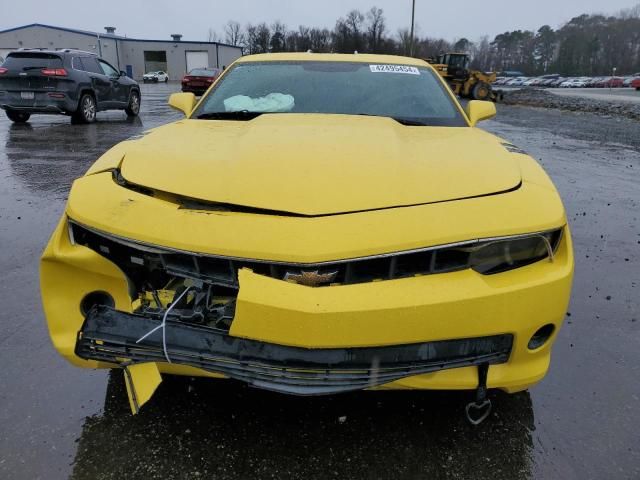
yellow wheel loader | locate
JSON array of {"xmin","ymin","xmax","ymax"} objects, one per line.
[{"xmin": 428, "ymin": 53, "xmax": 502, "ymax": 102}]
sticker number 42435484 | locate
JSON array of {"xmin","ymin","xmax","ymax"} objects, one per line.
[{"xmin": 369, "ymin": 64, "xmax": 420, "ymax": 75}]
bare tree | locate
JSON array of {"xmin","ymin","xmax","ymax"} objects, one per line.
[
  {"xmin": 397, "ymin": 28, "xmax": 412, "ymax": 56},
  {"xmin": 332, "ymin": 19, "xmax": 351, "ymax": 53},
  {"xmin": 366, "ymin": 7, "xmax": 386, "ymax": 53},
  {"xmin": 310, "ymin": 28, "xmax": 331, "ymax": 52},
  {"xmin": 453, "ymin": 37, "xmax": 472, "ymax": 53},
  {"xmin": 224, "ymin": 20, "xmax": 244, "ymax": 46},
  {"xmin": 207, "ymin": 28, "xmax": 219, "ymax": 42},
  {"xmin": 296, "ymin": 26, "xmax": 312, "ymax": 51},
  {"xmin": 270, "ymin": 21, "xmax": 287, "ymax": 52},
  {"xmin": 244, "ymin": 24, "xmax": 258, "ymax": 54},
  {"xmin": 254, "ymin": 23, "xmax": 271, "ymax": 53},
  {"xmin": 345, "ymin": 9, "xmax": 365, "ymax": 51}
]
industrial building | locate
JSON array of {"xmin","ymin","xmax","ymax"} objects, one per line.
[{"xmin": 0, "ymin": 23, "xmax": 243, "ymax": 80}]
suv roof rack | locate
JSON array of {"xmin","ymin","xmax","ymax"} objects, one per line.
[
  {"xmin": 14, "ymin": 47, "xmax": 98, "ymax": 56},
  {"xmin": 56, "ymin": 48, "xmax": 98, "ymax": 55}
]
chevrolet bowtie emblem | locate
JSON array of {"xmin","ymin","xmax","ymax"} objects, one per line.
[{"xmin": 283, "ymin": 270, "xmax": 338, "ymax": 287}]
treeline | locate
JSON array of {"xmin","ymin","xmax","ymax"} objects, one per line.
[{"xmin": 215, "ymin": 4, "xmax": 640, "ymax": 75}]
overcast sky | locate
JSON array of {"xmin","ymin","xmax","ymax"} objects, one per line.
[{"xmin": 1, "ymin": 0, "xmax": 637, "ymax": 42}]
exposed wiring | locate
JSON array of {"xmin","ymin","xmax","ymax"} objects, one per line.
[
  {"xmin": 538, "ymin": 234, "xmax": 555, "ymax": 262},
  {"xmin": 135, "ymin": 286, "xmax": 192, "ymax": 363}
]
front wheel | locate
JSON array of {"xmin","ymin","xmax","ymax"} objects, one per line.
[
  {"xmin": 72, "ymin": 93, "xmax": 97, "ymax": 123},
  {"xmin": 472, "ymin": 82, "xmax": 491, "ymax": 101},
  {"xmin": 6, "ymin": 109, "xmax": 31, "ymax": 123},
  {"xmin": 125, "ymin": 90, "xmax": 140, "ymax": 117}
]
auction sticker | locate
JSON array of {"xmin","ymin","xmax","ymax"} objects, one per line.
[{"xmin": 369, "ymin": 64, "xmax": 420, "ymax": 75}]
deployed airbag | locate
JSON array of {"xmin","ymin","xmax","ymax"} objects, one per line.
[{"xmin": 224, "ymin": 93, "xmax": 295, "ymax": 113}]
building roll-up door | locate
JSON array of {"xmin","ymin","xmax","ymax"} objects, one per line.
[
  {"xmin": 143, "ymin": 51, "xmax": 167, "ymax": 74},
  {"xmin": 185, "ymin": 51, "xmax": 209, "ymax": 73}
]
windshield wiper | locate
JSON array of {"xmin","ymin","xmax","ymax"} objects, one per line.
[
  {"xmin": 196, "ymin": 110, "xmax": 264, "ymax": 121},
  {"xmin": 351, "ymin": 113, "xmax": 429, "ymax": 126}
]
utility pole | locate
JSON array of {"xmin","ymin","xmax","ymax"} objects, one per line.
[
  {"xmin": 611, "ymin": 67, "xmax": 616, "ymax": 91},
  {"xmin": 409, "ymin": 0, "xmax": 416, "ymax": 56}
]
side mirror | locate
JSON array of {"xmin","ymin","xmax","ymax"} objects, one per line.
[
  {"xmin": 168, "ymin": 92, "xmax": 197, "ymax": 116},
  {"xmin": 465, "ymin": 100, "xmax": 496, "ymax": 126},
  {"xmin": 119, "ymin": 70, "xmax": 127, "ymax": 77}
]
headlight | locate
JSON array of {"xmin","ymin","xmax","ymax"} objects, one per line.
[{"xmin": 469, "ymin": 230, "xmax": 562, "ymax": 275}]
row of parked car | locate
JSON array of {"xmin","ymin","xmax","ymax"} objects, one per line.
[{"xmin": 495, "ymin": 74, "xmax": 640, "ymax": 89}]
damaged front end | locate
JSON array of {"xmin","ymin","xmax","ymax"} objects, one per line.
[{"xmin": 66, "ymin": 220, "xmax": 515, "ymax": 405}]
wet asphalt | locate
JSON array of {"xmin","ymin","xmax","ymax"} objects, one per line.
[{"xmin": 0, "ymin": 84, "xmax": 638, "ymax": 480}]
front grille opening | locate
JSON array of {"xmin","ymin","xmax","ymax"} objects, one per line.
[
  {"xmin": 162, "ymin": 253, "xmax": 196, "ymax": 276},
  {"xmin": 348, "ymin": 257, "xmax": 391, "ymax": 283},
  {"xmin": 395, "ymin": 251, "xmax": 433, "ymax": 278},
  {"xmin": 433, "ymin": 249, "xmax": 470, "ymax": 273},
  {"xmin": 198, "ymin": 257, "xmax": 235, "ymax": 283}
]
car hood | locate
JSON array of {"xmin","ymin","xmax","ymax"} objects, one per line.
[{"xmin": 118, "ymin": 114, "xmax": 521, "ymax": 216}]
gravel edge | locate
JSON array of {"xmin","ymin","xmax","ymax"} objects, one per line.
[{"xmin": 500, "ymin": 89, "xmax": 640, "ymax": 121}]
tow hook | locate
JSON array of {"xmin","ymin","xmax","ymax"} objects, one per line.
[{"xmin": 465, "ymin": 363, "xmax": 492, "ymax": 425}]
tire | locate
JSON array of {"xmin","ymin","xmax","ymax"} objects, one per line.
[
  {"xmin": 5, "ymin": 110, "xmax": 31, "ymax": 123},
  {"xmin": 72, "ymin": 93, "xmax": 97, "ymax": 123},
  {"xmin": 472, "ymin": 82, "xmax": 491, "ymax": 101},
  {"xmin": 125, "ymin": 90, "xmax": 140, "ymax": 117},
  {"xmin": 164, "ymin": 77, "xmax": 168, "ymax": 83}
]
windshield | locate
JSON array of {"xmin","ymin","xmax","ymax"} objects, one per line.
[{"xmin": 193, "ymin": 61, "xmax": 466, "ymax": 126}]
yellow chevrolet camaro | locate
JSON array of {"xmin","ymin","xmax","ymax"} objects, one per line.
[{"xmin": 41, "ymin": 53, "xmax": 573, "ymax": 419}]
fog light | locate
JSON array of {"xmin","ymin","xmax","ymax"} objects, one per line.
[
  {"xmin": 80, "ymin": 291, "xmax": 114, "ymax": 316},
  {"xmin": 528, "ymin": 324, "xmax": 555, "ymax": 350}
]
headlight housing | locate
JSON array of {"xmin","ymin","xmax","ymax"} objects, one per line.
[{"xmin": 469, "ymin": 230, "xmax": 563, "ymax": 275}]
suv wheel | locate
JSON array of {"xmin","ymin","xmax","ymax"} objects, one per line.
[
  {"xmin": 125, "ymin": 91, "xmax": 140, "ymax": 117},
  {"xmin": 6, "ymin": 110, "xmax": 31, "ymax": 123},
  {"xmin": 73, "ymin": 94, "xmax": 97, "ymax": 123}
]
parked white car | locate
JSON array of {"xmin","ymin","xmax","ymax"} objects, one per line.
[
  {"xmin": 143, "ymin": 71, "xmax": 169, "ymax": 83},
  {"xmin": 560, "ymin": 77, "xmax": 590, "ymax": 88},
  {"xmin": 506, "ymin": 77, "xmax": 528, "ymax": 86},
  {"xmin": 571, "ymin": 78, "xmax": 590, "ymax": 88}
]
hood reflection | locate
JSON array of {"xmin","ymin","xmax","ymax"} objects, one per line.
[{"xmin": 71, "ymin": 371, "xmax": 535, "ymax": 479}]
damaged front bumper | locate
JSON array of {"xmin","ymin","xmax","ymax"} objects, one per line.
[
  {"xmin": 77, "ymin": 305, "xmax": 514, "ymax": 396},
  {"xmin": 41, "ymin": 213, "xmax": 574, "ymax": 406}
]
